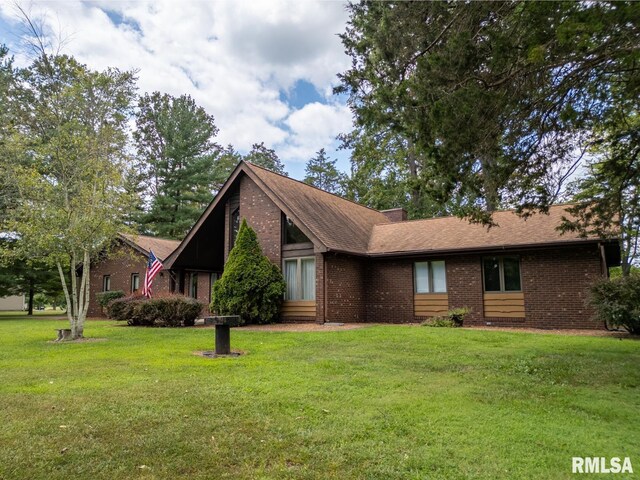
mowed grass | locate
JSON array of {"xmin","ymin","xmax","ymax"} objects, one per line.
[
  {"xmin": 0, "ymin": 309, "xmax": 67, "ymax": 317},
  {"xmin": 0, "ymin": 320, "xmax": 638, "ymax": 480}
]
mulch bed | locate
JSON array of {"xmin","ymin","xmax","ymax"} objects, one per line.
[
  {"xmin": 462, "ymin": 326, "xmax": 637, "ymax": 338},
  {"xmin": 193, "ymin": 350, "xmax": 245, "ymax": 358},
  {"xmin": 214, "ymin": 322, "xmax": 636, "ymax": 337},
  {"xmin": 231, "ymin": 323, "xmax": 378, "ymax": 332}
]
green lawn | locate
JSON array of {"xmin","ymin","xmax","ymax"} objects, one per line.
[
  {"xmin": 0, "ymin": 309, "xmax": 67, "ymax": 317},
  {"xmin": 0, "ymin": 319, "xmax": 638, "ymax": 480}
]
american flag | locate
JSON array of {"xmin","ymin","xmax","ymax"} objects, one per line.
[{"xmin": 142, "ymin": 250, "xmax": 163, "ymax": 298}]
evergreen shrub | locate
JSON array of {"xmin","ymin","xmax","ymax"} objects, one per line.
[{"xmin": 211, "ymin": 219, "xmax": 286, "ymax": 324}]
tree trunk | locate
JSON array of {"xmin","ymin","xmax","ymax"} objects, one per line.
[
  {"xmin": 57, "ymin": 261, "xmax": 75, "ymax": 337},
  {"xmin": 406, "ymin": 141, "xmax": 422, "ymax": 216},
  {"xmin": 621, "ymin": 257, "xmax": 631, "ymax": 277},
  {"xmin": 74, "ymin": 249, "xmax": 91, "ymax": 340},
  {"xmin": 481, "ymin": 156, "xmax": 499, "ymax": 212},
  {"xmin": 27, "ymin": 279, "xmax": 34, "ymax": 316}
]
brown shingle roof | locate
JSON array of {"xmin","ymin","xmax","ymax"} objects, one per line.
[
  {"xmin": 246, "ymin": 162, "xmax": 390, "ymax": 254},
  {"xmin": 120, "ymin": 234, "xmax": 180, "ymax": 261},
  {"xmin": 368, "ymin": 205, "xmax": 593, "ymax": 255}
]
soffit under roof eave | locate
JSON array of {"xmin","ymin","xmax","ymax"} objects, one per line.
[{"xmin": 163, "ymin": 162, "xmax": 246, "ymax": 269}]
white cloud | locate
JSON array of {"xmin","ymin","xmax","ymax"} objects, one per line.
[
  {"xmin": 0, "ymin": 0, "xmax": 353, "ymax": 176},
  {"xmin": 280, "ymin": 102, "xmax": 352, "ymax": 162}
]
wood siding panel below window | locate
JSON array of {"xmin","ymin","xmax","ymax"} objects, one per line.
[
  {"xmin": 483, "ymin": 292, "xmax": 525, "ymax": 318},
  {"xmin": 414, "ymin": 293, "xmax": 449, "ymax": 317},
  {"xmin": 281, "ymin": 300, "xmax": 316, "ymax": 317}
]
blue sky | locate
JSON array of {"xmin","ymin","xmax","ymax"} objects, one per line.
[{"xmin": 0, "ymin": 1, "xmax": 353, "ymax": 179}]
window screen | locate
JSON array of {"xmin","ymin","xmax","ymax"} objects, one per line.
[
  {"xmin": 284, "ymin": 257, "xmax": 316, "ymax": 300},
  {"xmin": 300, "ymin": 258, "xmax": 316, "ymax": 300},
  {"xmin": 503, "ymin": 257, "xmax": 521, "ymax": 291},
  {"xmin": 414, "ymin": 261, "xmax": 446, "ymax": 293},
  {"xmin": 414, "ymin": 262, "xmax": 430, "ymax": 293},
  {"xmin": 284, "ymin": 259, "xmax": 298, "ymax": 300},
  {"xmin": 431, "ymin": 261, "xmax": 447, "ymax": 293},
  {"xmin": 483, "ymin": 257, "xmax": 502, "ymax": 292},
  {"xmin": 483, "ymin": 256, "xmax": 521, "ymax": 292}
]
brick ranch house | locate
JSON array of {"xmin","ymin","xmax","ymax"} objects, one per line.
[
  {"xmin": 87, "ymin": 234, "xmax": 180, "ymax": 317},
  {"xmin": 90, "ymin": 161, "xmax": 620, "ymax": 328},
  {"xmin": 155, "ymin": 161, "xmax": 616, "ymax": 329}
]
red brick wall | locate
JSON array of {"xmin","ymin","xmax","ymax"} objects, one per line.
[
  {"xmin": 87, "ymin": 245, "xmax": 171, "ymax": 318},
  {"xmin": 365, "ymin": 259, "xmax": 415, "ymax": 323},
  {"xmin": 239, "ymin": 175, "xmax": 281, "ymax": 265},
  {"xmin": 446, "ymin": 255, "xmax": 484, "ymax": 324},
  {"xmin": 519, "ymin": 245, "xmax": 603, "ymax": 329},
  {"xmin": 184, "ymin": 271, "xmax": 213, "ymax": 316},
  {"xmin": 325, "ymin": 253, "xmax": 367, "ymax": 322},
  {"xmin": 363, "ymin": 245, "xmax": 605, "ymax": 329},
  {"xmin": 381, "ymin": 208, "xmax": 407, "ymax": 222},
  {"xmin": 315, "ymin": 253, "xmax": 325, "ymax": 323}
]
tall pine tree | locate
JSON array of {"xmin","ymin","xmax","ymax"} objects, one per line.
[
  {"xmin": 244, "ymin": 142, "xmax": 287, "ymax": 175},
  {"xmin": 337, "ymin": 1, "xmax": 639, "ymax": 223},
  {"xmin": 134, "ymin": 92, "xmax": 220, "ymax": 239},
  {"xmin": 303, "ymin": 148, "xmax": 346, "ymax": 195}
]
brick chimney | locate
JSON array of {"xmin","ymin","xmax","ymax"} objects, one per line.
[{"xmin": 381, "ymin": 208, "xmax": 407, "ymax": 222}]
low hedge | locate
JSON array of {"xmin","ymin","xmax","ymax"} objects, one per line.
[
  {"xmin": 105, "ymin": 294, "xmax": 142, "ymax": 321},
  {"xmin": 106, "ymin": 294, "xmax": 203, "ymax": 327},
  {"xmin": 96, "ymin": 290, "xmax": 125, "ymax": 308}
]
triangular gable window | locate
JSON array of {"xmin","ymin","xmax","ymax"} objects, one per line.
[{"xmin": 283, "ymin": 215, "xmax": 310, "ymax": 244}]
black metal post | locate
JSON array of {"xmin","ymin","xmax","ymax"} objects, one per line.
[{"xmin": 215, "ymin": 324, "xmax": 231, "ymax": 354}]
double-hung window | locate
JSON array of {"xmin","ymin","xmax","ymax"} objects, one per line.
[
  {"xmin": 284, "ymin": 257, "xmax": 315, "ymax": 301},
  {"xmin": 483, "ymin": 256, "xmax": 521, "ymax": 292},
  {"xmin": 414, "ymin": 261, "xmax": 447, "ymax": 293},
  {"xmin": 102, "ymin": 275, "xmax": 111, "ymax": 292},
  {"xmin": 131, "ymin": 273, "xmax": 140, "ymax": 293}
]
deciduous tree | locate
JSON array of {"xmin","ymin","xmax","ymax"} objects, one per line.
[{"xmin": 4, "ymin": 52, "xmax": 137, "ymax": 339}]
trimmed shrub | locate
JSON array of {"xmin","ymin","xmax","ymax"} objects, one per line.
[
  {"xmin": 96, "ymin": 290, "xmax": 125, "ymax": 308},
  {"xmin": 211, "ymin": 219, "xmax": 286, "ymax": 324},
  {"xmin": 421, "ymin": 307, "xmax": 471, "ymax": 327},
  {"xmin": 106, "ymin": 294, "xmax": 203, "ymax": 327},
  {"xmin": 106, "ymin": 295, "xmax": 143, "ymax": 323},
  {"xmin": 134, "ymin": 295, "xmax": 203, "ymax": 327},
  {"xmin": 590, "ymin": 276, "xmax": 640, "ymax": 334}
]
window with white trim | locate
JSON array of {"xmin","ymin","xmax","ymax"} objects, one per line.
[
  {"xmin": 131, "ymin": 273, "xmax": 140, "ymax": 293},
  {"xmin": 414, "ymin": 261, "xmax": 447, "ymax": 293},
  {"xmin": 284, "ymin": 257, "xmax": 316, "ymax": 301}
]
